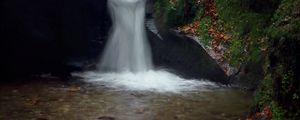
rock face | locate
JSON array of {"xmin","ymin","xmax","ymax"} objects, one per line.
[
  {"xmin": 148, "ymin": 30, "xmax": 228, "ymax": 84},
  {"xmin": 0, "ymin": 0, "xmax": 110, "ymax": 79}
]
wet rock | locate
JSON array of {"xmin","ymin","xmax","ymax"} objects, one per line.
[
  {"xmin": 24, "ymin": 96, "xmax": 40, "ymax": 106},
  {"xmin": 135, "ymin": 107, "xmax": 149, "ymax": 114},
  {"xmin": 58, "ymin": 105, "xmax": 71, "ymax": 113},
  {"xmin": 130, "ymin": 92, "xmax": 146, "ymax": 98},
  {"xmin": 148, "ymin": 29, "xmax": 229, "ymax": 84},
  {"xmin": 174, "ymin": 114, "xmax": 185, "ymax": 120},
  {"xmin": 98, "ymin": 116, "xmax": 115, "ymax": 120},
  {"xmin": 67, "ymin": 86, "xmax": 81, "ymax": 92},
  {"xmin": 36, "ymin": 118, "xmax": 48, "ymax": 120},
  {"xmin": 229, "ymin": 61, "xmax": 264, "ymax": 91}
]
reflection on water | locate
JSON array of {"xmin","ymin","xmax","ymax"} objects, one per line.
[{"xmin": 0, "ymin": 80, "xmax": 252, "ymax": 120}]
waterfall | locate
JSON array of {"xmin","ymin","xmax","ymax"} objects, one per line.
[
  {"xmin": 73, "ymin": 0, "xmax": 217, "ymax": 93},
  {"xmin": 99, "ymin": 0, "xmax": 153, "ymax": 72}
]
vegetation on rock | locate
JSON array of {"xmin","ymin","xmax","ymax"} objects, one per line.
[{"xmin": 154, "ymin": 0, "xmax": 300, "ymax": 119}]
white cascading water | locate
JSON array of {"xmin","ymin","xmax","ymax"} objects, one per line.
[
  {"xmin": 74, "ymin": 0, "xmax": 217, "ymax": 93},
  {"xmin": 99, "ymin": 0, "xmax": 152, "ymax": 72}
]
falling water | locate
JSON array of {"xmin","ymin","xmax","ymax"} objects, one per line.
[
  {"xmin": 74, "ymin": 0, "xmax": 217, "ymax": 93},
  {"xmin": 99, "ymin": 0, "xmax": 152, "ymax": 72}
]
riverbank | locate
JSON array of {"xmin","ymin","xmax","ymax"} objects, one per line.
[{"xmin": 152, "ymin": 0, "xmax": 300, "ymax": 119}]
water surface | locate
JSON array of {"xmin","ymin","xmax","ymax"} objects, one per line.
[{"xmin": 0, "ymin": 78, "xmax": 252, "ymax": 120}]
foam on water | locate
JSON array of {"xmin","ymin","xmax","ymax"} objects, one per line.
[{"xmin": 75, "ymin": 70, "xmax": 217, "ymax": 93}]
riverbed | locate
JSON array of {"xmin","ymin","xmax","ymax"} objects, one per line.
[{"xmin": 0, "ymin": 77, "xmax": 252, "ymax": 120}]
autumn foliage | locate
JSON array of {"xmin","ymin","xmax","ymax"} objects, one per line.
[
  {"xmin": 178, "ymin": 21, "xmax": 199, "ymax": 34},
  {"xmin": 179, "ymin": 0, "xmax": 230, "ymax": 51},
  {"xmin": 246, "ymin": 106, "xmax": 272, "ymax": 120}
]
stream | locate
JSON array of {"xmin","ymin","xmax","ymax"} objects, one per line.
[
  {"xmin": 0, "ymin": 78, "xmax": 253, "ymax": 120},
  {"xmin": 0, "ymin": 1, "xmax": 253, "ymax": 119}
]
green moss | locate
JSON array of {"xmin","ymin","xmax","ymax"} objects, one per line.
[
  {"xmin": 214, "ymin": 0, "xmax": 273, "ymax": 67},
  {"xmin": 254, "ymin": 74, "xmax": 287, "ymax": 119},
  {"xmin": 271, "ymin": 102, "xmax": 286, "ymax": 120},
  {"xmin": 225, "ymin": 36, "xmax": 245, "ymax": 66},
  {"xmin": 267, "ymin": 0, "xmax": 300, "ymax": 40},
  {"xmin": 154, "ymin": 0, "xmax": 201, "ymax": 28},
  {"xmin": 197, "ymin": 17, "xmax": 213, "ymax": 46},
  {"xmin": 292, "ymin": 92, "xmax": 299, "ymax": 100},
  {"xmin": 281, "ymin": 70, "xmax": 294, "ymax": 95},
  {"xmin": 254, "ymin": 74, "xmax": 273, "ymax": 107}
]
